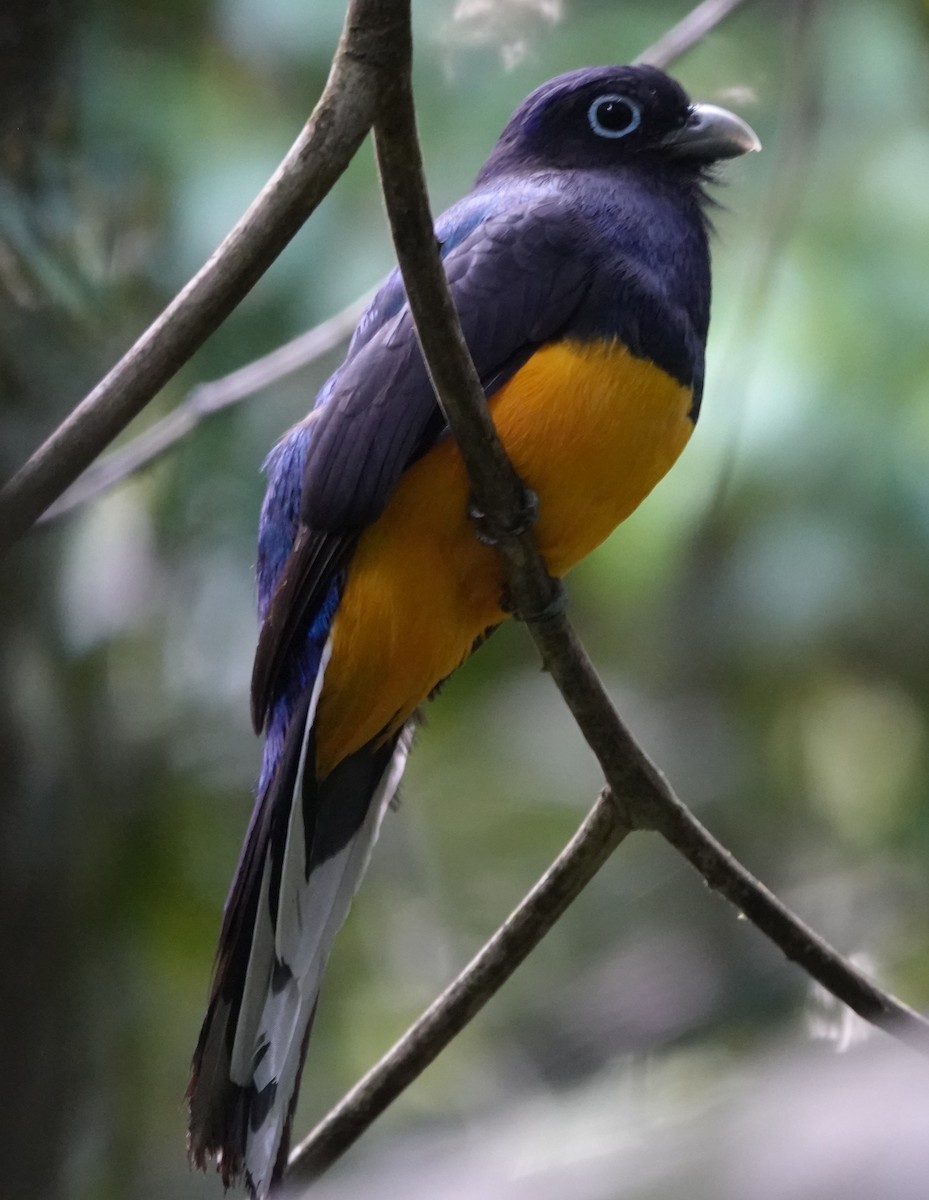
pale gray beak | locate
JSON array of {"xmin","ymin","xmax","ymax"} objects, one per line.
[{"xmin": 662, "ymin": 102, "xmax": 761, "ymax": 161}]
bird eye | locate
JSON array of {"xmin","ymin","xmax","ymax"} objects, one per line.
[{"xmin": 587, "ymin": 94, "xmax": 642, "ymax": 139}]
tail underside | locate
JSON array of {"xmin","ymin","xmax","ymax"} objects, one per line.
[{"xmin": 188, "ymin": 676, "xmax": 414, "ymax": 1198}]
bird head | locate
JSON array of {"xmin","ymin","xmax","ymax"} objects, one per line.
[{"xmin": 476, "ymin": 64, "xmax": 760, "ymax": 185}]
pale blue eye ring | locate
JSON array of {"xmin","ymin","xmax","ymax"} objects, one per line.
[{"xmin": 587, "ymin": 94, "xmax": 642, "ymax": 139}]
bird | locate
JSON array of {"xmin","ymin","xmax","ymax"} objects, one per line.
[{"xmin": 187, "ymin": 62, "xmax": 759, "ymax": 1197}]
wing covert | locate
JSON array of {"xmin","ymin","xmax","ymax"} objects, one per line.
[{"xmin": 300, "ymin": 195, "xmax": 596, "ymax": 531}]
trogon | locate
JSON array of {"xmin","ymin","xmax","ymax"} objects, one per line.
[{"xmin": 187, "ymin": 63, "xmax": 759, "ymax": 1197}]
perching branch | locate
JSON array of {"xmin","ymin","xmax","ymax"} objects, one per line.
[
  {"xmin": 0, "ymin": 0, "xmax": 405, "ymax": 557},
  {"xmin": 285, "ymin": 0, "xmax": 929, "ymax": 1188},
  {"xmin": 40, "ymin": 292, "xmax": 372, "ymax": 523},
  {"xmin": 365, "ymin": 0, "xmax": 929, "ymax": 1057}
]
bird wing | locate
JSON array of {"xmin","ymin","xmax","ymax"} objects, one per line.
[{"xmin": 250, "ymin": 192, "xmax": 596, "ymax": 729}]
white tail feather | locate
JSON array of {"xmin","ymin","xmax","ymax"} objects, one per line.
[
  {"xmin": 276, "ymin": 638, "xmax": 333, "ymax": 964},
  {"xmin": 241, "ymin": 719, "xmax": 416, "ymax": 1196}
]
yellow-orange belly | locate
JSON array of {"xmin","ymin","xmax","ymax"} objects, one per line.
[{"xmin": 314, "ymin": 338, "xmax": 694, "ymax": 775}]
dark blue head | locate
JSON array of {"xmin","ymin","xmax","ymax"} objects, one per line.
[{"xmin": 476, "ymin": 64, "xmax": 758, "ymax": 186}]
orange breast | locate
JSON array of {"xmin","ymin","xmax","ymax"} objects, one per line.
[{"xmin": 314, "ymin": 339, "xmax": 693, "ymax": 776}]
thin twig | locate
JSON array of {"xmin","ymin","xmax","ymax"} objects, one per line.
[
  {"xmin": 0, "ymin": 0, "xmax": 405, "ymax": 557},
  {"xmin": 635, "ymin": 0, "xmax": 752, "ymax": 68},
  {"xmin": 40, "ymin": 292, "xmax": 372, "ymax": 523},
  {"xmin": 285, "ymin": 0, "xmax": 929, "ymax": 1188}
]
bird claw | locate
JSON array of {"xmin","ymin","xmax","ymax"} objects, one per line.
[{"xmin": 469, "ymin": 487, "xmax": 539, "ymax": 546}]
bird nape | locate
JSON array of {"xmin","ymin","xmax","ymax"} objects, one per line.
[{"xmin": 187, "ymin": 63, "xmax": 759, "ymax": 1198}]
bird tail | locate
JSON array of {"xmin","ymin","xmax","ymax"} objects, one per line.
[{"xmin": 187, "ymin": 642, "xmax": 414, "ymax": 1197}]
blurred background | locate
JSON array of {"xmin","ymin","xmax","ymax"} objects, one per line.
[{"xmin": 3, "ymin": 0, "xmax": 929, "ymax": 1196}]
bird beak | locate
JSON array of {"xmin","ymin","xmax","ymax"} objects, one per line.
[{"xmin": 662, "ymin": 103, "xmax": 761, "ymax": 161}]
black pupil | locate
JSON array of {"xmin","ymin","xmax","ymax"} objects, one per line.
[{"xmin": 597, "ymin": 99, "xmax": 634, "ymax": 132}]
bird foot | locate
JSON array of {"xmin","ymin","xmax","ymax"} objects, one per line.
[{"xmin": 469, "ymin": 487, "xmax": 539, "ymax": 546}]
